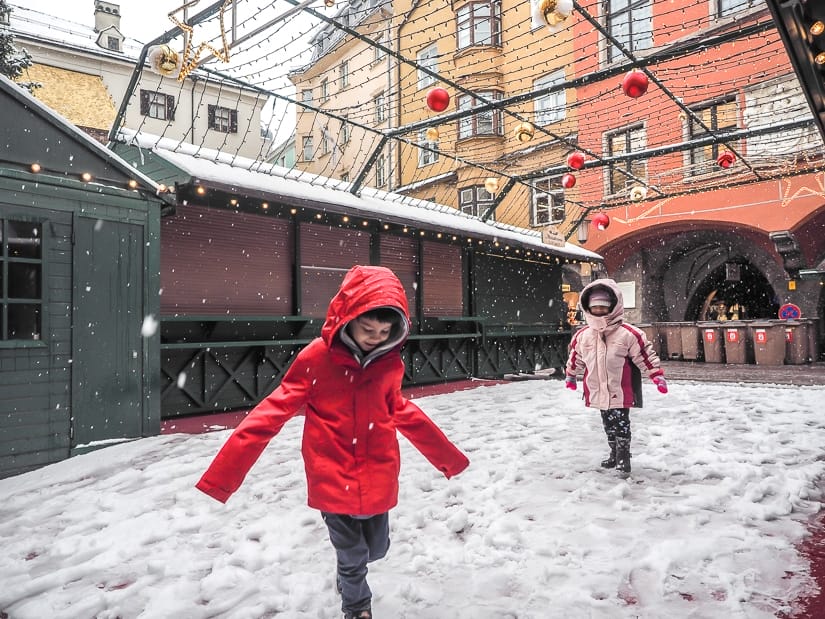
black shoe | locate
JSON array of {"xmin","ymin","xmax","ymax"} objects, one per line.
[
  {"xmin": 600, "ymin": 439, "xmax": 617, "ymax": 468},
  {"xmin": 343, "ymin": 610, "xmax": 372, "ymax": 619}
]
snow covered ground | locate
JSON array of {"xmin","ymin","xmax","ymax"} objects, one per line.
[{"xmin": 1, "ymin": 379, "xmax": 823, "ymax": 619}]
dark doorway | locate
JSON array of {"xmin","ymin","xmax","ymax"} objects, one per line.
[{"xmin": 687, "ymin": 260, "xmax": 779, "ymax": 321}]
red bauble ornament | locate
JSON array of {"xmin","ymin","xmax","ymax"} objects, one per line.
[
  {"xmin": 717, "ymin": 151, "xmax": 735, "ymax": 168},
  {"xmin": 567, "ymin": 151, "xmax": 585, "ymax": 170},
  {"xmin": 426, "ymin": 88, "xmax": 450, "ymax": 112},
  {"xmin": 592, "ymin": 213, "xmax": 610, "ymax": 230},
  {"xmin": 561, "ymin": 173, "xmax": 576, "ymax": 189},
  {"xmin": 621, "ymin": 70, "xmax": 649, "ymax": 98}
]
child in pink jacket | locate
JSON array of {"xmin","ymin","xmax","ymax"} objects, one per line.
[{"xmin": 564, "ymin": 278, "xmax": 667, "ymax": 477}]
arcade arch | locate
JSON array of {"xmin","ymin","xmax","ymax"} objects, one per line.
[{"xmin": 607, "ymin": 226, "xmax": 787, "ymax": 323}]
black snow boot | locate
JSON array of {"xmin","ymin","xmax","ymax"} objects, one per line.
[
  {"xmin": 615, "ymin": 438, "xmax": 631, "ymax": 477},
  {"xmin": 600, "ymin": 439, "xmax": 617, "ymax": 468}
]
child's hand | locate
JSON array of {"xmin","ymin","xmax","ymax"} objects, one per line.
[
  {"xmin": 653, "ymin": 376, "xmax": 668, "ymax": 394},
  {"xmin": 565, "ymin": 375, "xmax": 577, "ymax": 391}
]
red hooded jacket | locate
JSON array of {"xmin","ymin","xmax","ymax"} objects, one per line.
[{"xmin": 195, "ymin": 265, "xmax": 470, "ymax": 515}]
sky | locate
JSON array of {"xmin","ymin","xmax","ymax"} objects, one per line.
[{"xmin": 1, "ymin": 379, "xmax": 822, "ymax": 618}]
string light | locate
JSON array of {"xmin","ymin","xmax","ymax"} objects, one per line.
[
  {"xmin": 30, "ymin": 163, "xmax": 41, "ymax": 173},
  {"xmin": 80, "ymin": 172, "xmax": 92, "ymax": 182}
]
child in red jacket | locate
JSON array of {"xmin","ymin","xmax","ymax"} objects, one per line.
[{"xmin": 196, "ymin": 265, "xmax": 470, "ymax": 619}]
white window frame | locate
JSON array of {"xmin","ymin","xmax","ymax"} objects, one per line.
[
  {"xmin": 417, "ymin": 44, "xmax": 438, "ymax": 89},
  {"xmin": 374, "ymin": 92, "xmax": 386, "ymax": 123},
  {"xmin": 302, "ymin": 135, "xmax": 314, "ymax": 161},
  {"xmin": 417, "ymin": 129, "xmax": 439, "ymax": 167},
  {"xmin": 531, "ymin": 177, "xmax": 565, "ymax": 225},
  {"xmin": 534, "ymin": 70, "xmax": 566, "ymax": 126}
]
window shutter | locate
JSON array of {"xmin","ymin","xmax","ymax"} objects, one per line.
[
  {"xmin": 166, "ymin": 94, "xmax": 175, "ymax": 121},
  {"xmin": 422, "ymin": 241, "xmax": 464, "ymax": 316},
  {"xmin": 230, "ymin": 109, "xmax": 238, "ymax": 133},
  {"xmin": 160, "ymin": 206, "xmax": 293, "ymax": 315},
  {"xmin": 299, "ymin": 222, "xmax": 370, "ymax": 317},
  {"xmin": 139, "ymin": 89, "xmax": 149, "ymax": 115},
  {"xmin": 379, "ymin": 235, "xmax": 418, "ymax": 317},
  {"xmin": 207, "ymin": 104, "xmax": 216, "ymax": 129}
]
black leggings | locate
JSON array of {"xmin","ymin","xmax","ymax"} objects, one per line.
[{"xmin": 600, "ymin": 408, "xmax": 631, "ymax": 440}]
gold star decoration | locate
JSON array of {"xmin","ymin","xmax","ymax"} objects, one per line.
[{"xmin": 168, "ymin": 0, "xmax": 233, "ymax": 81}]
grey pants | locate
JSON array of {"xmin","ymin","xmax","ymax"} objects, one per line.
[{"xmin": 322, "ymin": 511, "xmax": 390, "ymax": 614}]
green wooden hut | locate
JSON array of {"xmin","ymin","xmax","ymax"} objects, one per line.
[
  {"xmin": 0, "ymin": 76, "xmax": 165, "ymax": 478},
  {"xmin": 112, "ymin": 131, "xmax": 604, "ymax": 419}
]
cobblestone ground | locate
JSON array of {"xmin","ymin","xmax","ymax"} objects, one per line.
[{"xmin": 660, "ymin": 360, "xmax": 825, "ymax": 386}]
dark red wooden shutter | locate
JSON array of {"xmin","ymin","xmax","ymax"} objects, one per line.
[
  {"xmin": 166, "ymin": 94, "xmax": 175, "ymax": 121},
  {"xmin": 160, "ymin": 205, "xmax": 293, "ymax": 315},
  {"xmin": 299, "ymin": 222, "xmax": 370, "ymax": 317},
  {"xmin": 230, "ymin": 109, "xmax": 238, "ymax": 133},
  {"xmin": 139, "ymin": 89, "xmax": 149, "ymax": 115},
  {"xmin": 379, "ymin": 234, "xmax": 418, "ymax": 317},
  {"xmin": 207, "ymin": 104, "xmax": 216, "ymax": 129},
  {"xmin": 422, "ymin": 241, "xmax": 464, "ymax": 316}
]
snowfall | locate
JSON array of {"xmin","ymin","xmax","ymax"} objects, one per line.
[{"xmin": 1, "ymin": 379, "xmax": 823, "ymax": 619}]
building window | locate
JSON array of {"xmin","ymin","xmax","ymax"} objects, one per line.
[
  {"xmin": 341, "ymin": 119, "xmax": 351, "ymax": 144},
  {"xmin": 417, "ymin": 129, "xmax": 439, "ymax": 167},
  {"xmin": 457, "ymin": 91, "xmax": 502, "ymax": 139},
  {"xmin": 606, "ymin": 124, "xmax": 646, "ymax": 194},
  {"xmin": 374, "ymin": 35, "xmax": 386, "ymax": 64},
  {"xmin": 320, "ymin": 78, "xmax": 329, "ymax": 102},
  {"xmin": 417, "ymin": 44, "xmax": 438, "ymax": 89},
  {"xmin": 208, "ymin": 105, "xmax": 238, "ymax": 133},
  {"xmin": 374, "ymin": 92, "xmax": 386, "ymax": 123},
  {"xmin": 457, "ymin": 1, "xmax": 501, "ymax": 49},
  {"xmin": 340, "ymin": 61, "xmax": 349, "ymax": 88},
  {"xmin": 458, "ymin": 186, "xmax": 495, "ymax": 219},
  {"xmin": 139, "ymin": 90, "xmax": 175, "ymax": 121},
  {"xmin": 106, "ymin": 36, "xmax": 120, "ymax": 51},
  {"xmin": 688, "ymin": 97, "xmax": 737, "ymax": 174},
  {"xmin": 341, "ymin": 172, "xmax": 349, "ymax": 182},
  {"xmin": 375, "ymin": 153, "xmax": 386, "ymax": 187},
  {"xmin": 1, "ymin": 219, "xmax": 42, "ymax": 341},
  {"xmin": 531, "ymin": 177, "xmax": 565, "ymax": 225},
  {"xmin": 718, "ymin": 0, "xmax": 761, "ymax": 17},
  {"xmin": 302, "ymin": 135, "xmax": 314, "ymax": 161},
  {"xmin": 534, "ymin": 70, "xmax": 566, "ymax": 126},
  {"xmin": 301, "ymin": 89, "xmax": 313, "ymax": 104},
  {"xmin": 605, "ymin": 0, "xmax": 653, "ymax": 63}
]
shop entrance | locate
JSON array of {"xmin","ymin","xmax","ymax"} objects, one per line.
[{"xmin": 687, "ymin": 260, "xmax": 779, "ymax": 321}]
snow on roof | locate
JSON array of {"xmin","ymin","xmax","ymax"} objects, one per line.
[
  {"xmin": 117, "ymin": 129, "xmax": 603, "ymax": 262},
  {"xmin": 0, "ymin": 74, "xmax": 159, "ymax": 193},
  {"xmin": 8, "ymin": 3, "xmax": 145, "ymax": 60}
]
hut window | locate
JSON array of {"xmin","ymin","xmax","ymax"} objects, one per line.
[{"xmin": 1, "ymin": 219, "xmax": 43, "ymax": 341}]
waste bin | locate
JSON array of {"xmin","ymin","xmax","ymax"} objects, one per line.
[
  {"xmin": 722, "ymin": 320, "xmax": 752, "ymax": 364},
  {"xmin": 751, "ymin": 320, "xmax": 786, "ymax": 365},
  {"xmin": 681, "ymin": 323, "xmax": 703, "ymax": 361},
  {"xmin": 784, "ymin": 320, "xmax": 810, "ymax": 364},
  {"xmin": 697, "ymin": 321, "xmax": 725, "ymax": 363},
  {"xmin": 661, "ymin": 322, "xmax": 686, "ymax": 360},
  {"xmin": 638, "ymin": 323, "xmax": 664, "ymax": 358}
]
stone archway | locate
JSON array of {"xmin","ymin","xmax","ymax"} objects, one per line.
[{"xmin": 608, "ymin": 226, "xmax": 787, "ymax": 322}]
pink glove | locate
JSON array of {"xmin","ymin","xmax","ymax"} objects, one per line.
[
  {"xmin": 565, "ymin": 375, "xmax": 577, "ymax": 391},
  {"xmin": 653, "ymin": 376, "xmax": 668, "ymax": 394}
]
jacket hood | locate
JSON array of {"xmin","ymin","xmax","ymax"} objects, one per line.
[
  {"xmin": 321, "ymin": 265, "xmax": 411, "ymax": 351},
  {"xmin": 579, "ymin": 278, "xmax": 624, "ymax": 331}
]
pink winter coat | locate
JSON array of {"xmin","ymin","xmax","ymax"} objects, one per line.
[
  {"xmin": 195, "ymin": 265, "xmax": 469, "ymax": 515},
  {"xmin": 565, "ymin": 278, "xmax": 663, "ymax": 410}
]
